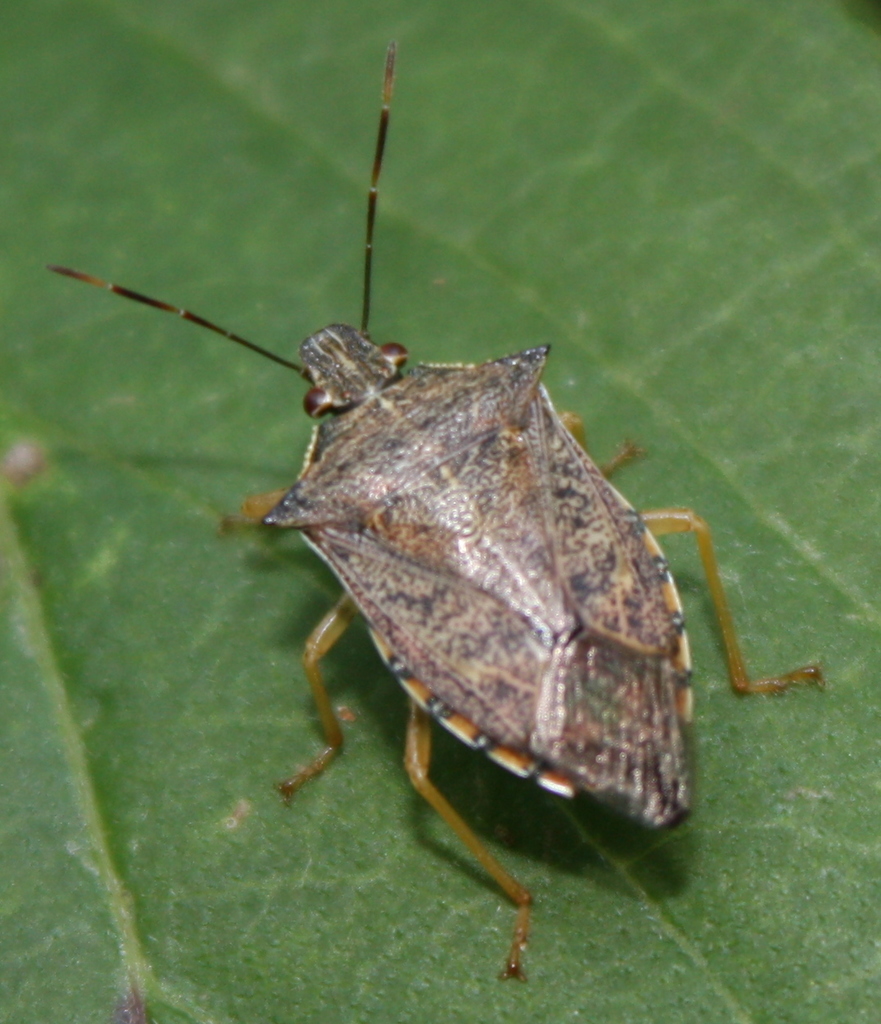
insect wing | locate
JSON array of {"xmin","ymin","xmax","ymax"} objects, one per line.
[
  {"xmin": 534, "ymin": 395, "xmax": 679, "ymax": 653},
  {"xmin": 531, "ymin": 627, "xmax": 690, "ymax": 825},
  {"xmin": 528, "ymin": 393, "xmax": 692, "ymax": 824},
  {"xmin": 305, "ymin": 524, "xmax": 549, "ymax": 749}
]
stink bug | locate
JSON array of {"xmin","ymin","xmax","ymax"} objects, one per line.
[{"xmin": 50, "ymin": 42, "xmax": 823, "ymax": 981}]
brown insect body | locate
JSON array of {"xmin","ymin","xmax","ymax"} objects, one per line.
[{"xmin": 266, "ymin": 327, "xmax": 693, "ymax": 828}]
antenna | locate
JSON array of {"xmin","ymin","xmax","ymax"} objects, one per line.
[
  {"xmin": 47, "ymin": 265, "xmax": 302, "ymax": 372},
  {"xmin": 49, "ymin": 43, "xmax": 399, "ymax": 366},
  {"xmin": 361, "ymin": 41, "xmax": 397, "ymax": 336}
]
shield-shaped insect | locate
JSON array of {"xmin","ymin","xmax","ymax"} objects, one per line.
[{"xmin": 51, "ymin": 42, "xmax": 822, "ymax": 980}]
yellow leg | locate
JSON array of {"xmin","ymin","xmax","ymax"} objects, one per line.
[
  {"xmin": 641, "ymin": 508, "xmax": 824, "ymax": 694},
  {"xmin": 559, "ymin": 410, "xmax": 588, "ymax": 450},
  {"xmin": 559, "ymin": 411, "xmax": 644, "ymax": 478},
  {"xmin": 598, "ymin": 438, "xmax": 645, "ymax": 479},
  {"xmin": 405, "ymin": 701, "xmax": 532, "ymax": 981},
  {"xmin": 277, "ymin": 593, "xmax": 359, "ymax": 801},
  {"xmin": 221, "ymin": 488, "xmax": 290, "ymax": 532},
  {"xmin": 240, "ymin": 487, "xmax": 289, "ymax": 521}
]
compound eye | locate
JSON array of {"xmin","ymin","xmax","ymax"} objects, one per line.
[
  {"xmin": 380, "ymin": 342, "xmax": 408, "ymax": 368},
  {"xmin": 303, "ymin": 386, "xmax": 334, "ymax": 417}
]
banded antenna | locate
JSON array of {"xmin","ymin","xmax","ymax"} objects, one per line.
[{"xmin": 48, "ymin": 41, "xmax": 398, "ymax": 367}]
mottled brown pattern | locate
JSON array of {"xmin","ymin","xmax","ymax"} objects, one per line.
[
  {"xmin": 268, "ymin": 342, "xmax": 691, "ymax": 827},
  {"xmin": 531, "ymin": 633, "xmax": 689, "ymax": 824},
  {"xmin": 535, "ymin": 398, "xmax": 679, "ymax": 653}
]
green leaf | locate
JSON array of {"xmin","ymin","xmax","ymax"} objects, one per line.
[{"xmin": 2, "ymin": 1, "xmax": 877, "ymax": 1021}]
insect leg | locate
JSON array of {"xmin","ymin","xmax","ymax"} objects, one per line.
[
  {"xmin": 277, "ymin": 593, "xmax": 359, "ymax": 801},
  {"xmin": 598, "ymin": 439, "xmax": 645, "ymax": 478},
  {"xmin": 404, "ymin": 700, "xmax": 532, "ymax": 981},
  {"xmin": 640, "ymin": 508, "xmax": 824, "ymax": 693},
  {"xmin": 558, "ymin": 410, "xmax": 588, "ymax": 449},
  {"xmin": 558, "ymin": 411, "xmax": 644, "ymax": 478},
  {"xmin": 238, "ymin": 488, "xmax": 290, "ymax": 522},
  {"xmin": 220, "ymin": 489, "xmax": 291, "ymax": 533}
]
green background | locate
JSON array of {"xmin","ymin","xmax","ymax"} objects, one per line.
[{"xmin": 1, "ymin": 1, "xmax": 879, "ymax": 1021}]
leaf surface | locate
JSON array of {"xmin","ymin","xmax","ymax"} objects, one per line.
[{"xmin": 2, "ymin": 2, "xmax": 879, "ymax": 1021}]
